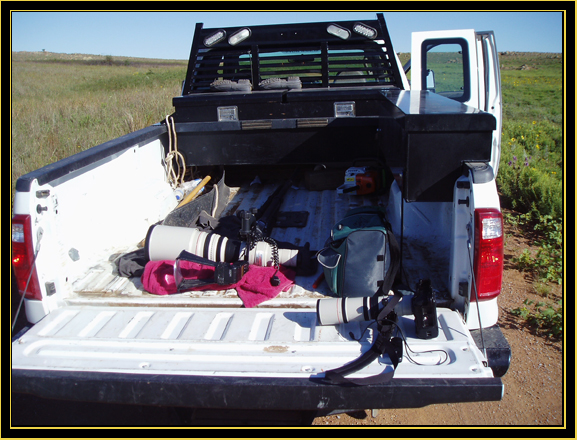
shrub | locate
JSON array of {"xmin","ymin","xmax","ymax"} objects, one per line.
[
  {"xmin": 498, "ymin": 120, "xmax": 563, "ymax": 220},
  {"xmin": 510, "ymin": 214, "xmax": 563, "ymax": 284},
  {"xmin": 511, "ymin": 299, "xmax": 563, "ymax": 338}
]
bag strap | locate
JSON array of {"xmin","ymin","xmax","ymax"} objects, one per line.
[
  {"xmin": 374, "ymin": 220, "xmax": 400, "ymax": 298},
  {"xmin": 321, "ymin": 334, "xmax": 403, "ymax": 386},
  {"xmin": 320, "ymin": 290, "xmax": 403, "ymax": 386},
  {"xmin": 344, "ymin": 205, "xmax": 386, "ymax": 219},
  {"xmin": 318, "ymin": 206, "xmax": 403, "ymax": 385}
]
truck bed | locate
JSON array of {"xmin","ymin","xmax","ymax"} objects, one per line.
[
  {"xmin": 68, "ymin": 180, "xmax": 394, "ymax": 308},
  {"xmin": 14, "ymin": 174, "xmax": 498, "ymax": 402},
  {"xmin": 68, "ymin": 177, "xmax": 451, "ymax": 311},
  {"xmin": 13, "ymin": 177, "xmax": 492, "ymax": 389}
]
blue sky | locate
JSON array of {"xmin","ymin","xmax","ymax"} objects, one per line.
[{"xmin": 11, "ymin": 11, "xmax": 564, "ymax": 59}]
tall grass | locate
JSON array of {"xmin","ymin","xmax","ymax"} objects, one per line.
[
  {"xmin": 497, "ymin": 53, "xmax": 563, "ymax": 220},
  {"xmin": 497, "ymin": 52, "xmax": 563, "ymax": 285},
  {"xmin": 11, "ymin": 51, "xmax": 564, "ymax": 223},
  {"xmin": 11, "ymin": 52, "xmax": 186, "ymax": 200}
]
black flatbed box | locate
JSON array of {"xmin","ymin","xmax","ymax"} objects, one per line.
[{"xmin": 172, "ymin": 87, "xmax": 495, "ymax": 202}]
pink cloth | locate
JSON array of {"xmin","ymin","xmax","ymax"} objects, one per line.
[{"xmin": 141, "ymin": 260, "xmax": 295, "ymax": 308}]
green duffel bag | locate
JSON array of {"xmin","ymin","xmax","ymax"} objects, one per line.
[{"xmin": 317, "ymin": 206, "xmax": 400, "ymax": 298}]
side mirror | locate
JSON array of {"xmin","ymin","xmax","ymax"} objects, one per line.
[{"xmin": 425, "ymin": 69, "xmax": 435, "ymax": 92}]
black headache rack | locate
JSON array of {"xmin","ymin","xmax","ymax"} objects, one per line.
[
  {"xmin": 181, "ymin": 13, "xmax": 404, "ymax": 94},
  {"xmin": 170, "ymin": 13, "xmax": 496, "ymax": 203}
]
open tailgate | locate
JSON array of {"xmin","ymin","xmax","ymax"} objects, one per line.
[{"xmin": 12, "ymin": 305, "xmax": 503, "ymax": 410}]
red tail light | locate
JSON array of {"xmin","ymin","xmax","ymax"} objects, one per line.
[
  {"xmin": 471, "ymin": 208, "xmax": 504, "ymax": 301},
  {"xmin": 12, "ymin": 215, "xmax": 42, "ymax": 300}
]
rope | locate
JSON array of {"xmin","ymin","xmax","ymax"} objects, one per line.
[{"xmin": 164, "ymin": 115, "xmax": 186, "ymax": 189}]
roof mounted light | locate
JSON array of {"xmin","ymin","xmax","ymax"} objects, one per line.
[
  {"xmin": 204, "ymin": 30, "xmax": 226, "ymax": 47},
  {"xmin": 327, "ymin": 24, "xmax": 350, "ymax": 40},
  {"xmin": 229, "ymin": 28, "xmax": 251, "ymax": 46},
  {"xmin": 353, "ymin": 22, "xmax": 378, "ymax": 39}
]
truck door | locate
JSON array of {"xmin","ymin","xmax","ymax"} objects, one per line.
[{"xmin": 411, "ymin": 29, "xmax": 502, "ymax": 175}]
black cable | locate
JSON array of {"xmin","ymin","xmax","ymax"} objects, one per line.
[
  {"xmin": 386, "ymin": 318, "xmax": 449, "ymax": 366},
  {"xmin": 349, "ymin": 322, "xmax": 375, "ymax": 342},
  {"xmin": 246, "ymin": 230, "xmax": 280, "ymax": 285},
  {"xmin": 351, "ymin": 318, "xmax": 449, "ymax": 366}
]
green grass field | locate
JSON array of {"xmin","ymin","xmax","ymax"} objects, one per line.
[
  {"xmin": 10, "ymin": 52, "xmax": 187, "ymax": 195},
  {"xmin": 497, "ymin": 52, "xmax": 563, "ymax": 221},
  {"xmin": 11, "ymin": 50, "xmax": 563, "ymax": 223}
]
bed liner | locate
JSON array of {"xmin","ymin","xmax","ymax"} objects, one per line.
[{"xmin": 69, "ymin": 179, "xmax": 393, "ymax": 308}]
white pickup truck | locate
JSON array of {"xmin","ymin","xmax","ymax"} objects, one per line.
[{"xmin": 12, "ymin": 14, "xmax": 510, "ymax": 420}]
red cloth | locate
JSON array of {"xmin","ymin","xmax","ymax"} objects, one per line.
[{"xmin": 141, "ymin": 260, "xmax": 295, "ymax": 308}]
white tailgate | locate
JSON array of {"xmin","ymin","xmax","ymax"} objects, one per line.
[{"xmin": 12, "ymin": 305, "xmax": 493, "ymax": 380}]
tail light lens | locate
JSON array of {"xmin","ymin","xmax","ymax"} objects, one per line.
[
  {"xmin": 12, "ymin": 215, "xmax": 42, "ymax": 300},
  {"xmin": 471, "ymin": 208, "xmax": 504, "ymax": 301}
]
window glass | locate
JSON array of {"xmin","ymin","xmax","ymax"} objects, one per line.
[{"xmin": 423, "ymin": 39, "xmax": 469, "ymax": 102}]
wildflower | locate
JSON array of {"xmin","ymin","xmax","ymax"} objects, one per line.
[
  {"xmin": 536, "ymin": 144, "xmax": 540, "ymax": 149},
  {"xmin": 551, "ymin": 171, "xmax": 556, "ymax": 175},
  {"xmin": 508, "ymin": 161, "xmax": 512, "ymax": 166},
  {"xmin": 532, "ymin": 121, "xmax": 537, "ymax": 124}
]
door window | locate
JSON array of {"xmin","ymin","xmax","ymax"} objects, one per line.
[{"xmin": 421, "ymin": 38, "xmax": 470, "ymax": 102}]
